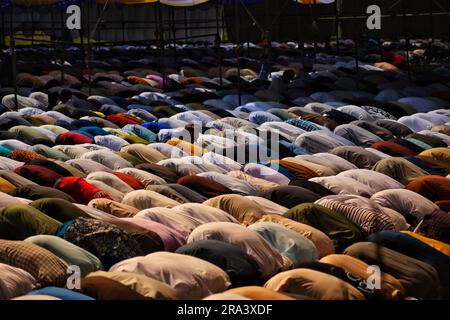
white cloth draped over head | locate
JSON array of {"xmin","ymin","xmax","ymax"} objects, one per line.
[
  {"xmin": 371, "ymin": 189, "xmax": 441, "ymax": 221},
  {"xmin": 336, "ymin": 169, "xmax": 405, "ymax": 192},
  {"xmin": 80, "ymin": 150, "xmax": 132, "ymax": 170},
  {"xmin": 109, "ymin": 252, "xmax": 231, "ymax": 300},
  {"xmin": 309, "ymin": 176, "xmax": 376, "ymax": 197},
  {"xmin": 86, "ymin": 172, "xmax": 135, "ymax": 194},
  {"xmin": 243, "ymin": 163, "xmax": 290, "ymax": 185},
  {"xmin": 172, "ymin": 203, "xmax": 239, "ymax": 224},
  {"xmin": 197, "ymin": 172, "xmax": 260, "ymax": 196},
  {"xmin": 134, "ymin": 207, "xmax": 201, "ymax": 237}
]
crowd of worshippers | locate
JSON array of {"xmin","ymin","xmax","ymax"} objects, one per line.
[{"xmin": 0, "ymin": 38, "xmax": 449, "ymax": 300}]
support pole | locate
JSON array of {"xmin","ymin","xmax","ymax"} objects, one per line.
[
  {"xmin": 402, "ymin": 0, "xmax": 411, "ymax": 82},
  {"xmin": 1, "ymin": 8, "xmax": 4, "ymax": 48},
  {"xmin": 121, "ymin": 6, "xmax": 126, "ymax": 42},
  {"xmin": 157, "ymin": 1, "xmax": 166, "ymax": 91},
  {"xmin": 234, "ymin": 0, "xmax": 242, "ymax": 106},
  {"xmin": 334, "ymin": 0, "xmax": 340, "ymax": 55},
  {"xmin": 10, "ymin": 3, "xmax": 18, "ymax": 109},
  {"xmin": 87, "ymin": 0, "xmax": 92, "ymax": 95},
  {"xmin": 215, "ymin": 3, "xmax": 223, "ymax": 86},
  {"xmin": 184, "ymin": 7, "xmax": 188, "ymax": 41},
  {"xmin": 430, "ymin": 0, "xmax": 434, "ymax": 44}
]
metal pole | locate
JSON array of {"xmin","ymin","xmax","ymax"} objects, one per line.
[
  {"xmin": 402, "ymin": 0, "xmax": 411, "ymax": 81},
  {"xmin": 335, "ymin": 0, "xmax": 340, "ymax": 55},
  {"xmin": 235, "ymin": 0, "xmax": 242, "ymax": 106},
  {"xmin": 60, "ymin": 7, "xmax": 65, "ymax": 84},
  {"xmin": 10, "ymin": 3, "xmax": 18, "ymax": 109},
  {"xmin": 1, "ymin": 7, "xmax": 5, "ymax": 48},
  {"xmin": 30, "ymin": 6, "xmax": 35, "ymax": 48},
  {"xmin": 353, "ymin": 12, "xmax": 360, "ymax": 90},
  {"xmin": 184, "ymin": 7, "xmax": 188, "ymax": 42},
  {"xmin": 430, "ymin": 0, "xmax": 434, "ymax": 44},
  {"xmin": 121, "ymin": 6, "xmax": 126, "ymax": 42},
  {"xmin": 157, "ymin": 1, "xmax": 166, "ymax": 91},
  {"xmin": 87, "ymin": 0, "xmax": 92, "ymax": 95},
  {"xmin": 215, "ymin": 3, "xmax": 223, "ymax": 86}
]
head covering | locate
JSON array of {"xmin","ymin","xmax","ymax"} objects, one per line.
[
  {"xmin": 25, "ymin": 235, "xmax": 103, "ymax": 277},
  {"xmin": 243, "ymin": 163, "xmax": 290, "ymax": 185},
  {"xmin": 223, "ymin": 286, "xmax": 294, "ymax": 300},
  {"xmin": 121, "ymin": 144, "xmax": 167, "ymax": 164},
  {"xmin": 371, "ymin": 189, "xmax": 440, "ymax": 223},
  {"xmin": 419, "ymin": 148, "xmax": 450, "ymax": 164},
  {"xmin": 176, "ymin": 240, "xmax": 261, "ymax": 286},
  {"xmin": 80, "ymin": 150, "xmax": 132, "ymax": 170},
  {"xmin": 14, "ymin": 164, "xmax": 63, "ymax": 187},
  {"xmin": 115, "ymin": 168, "xmax": 166, "ymax": 187},
  {"xmin": 373, "ymin": 119, "xmax": 412, "ymax": 137},
  {"xmin": 66, "ymin": 159, "xmax": 113, "ymax": 175},
  {"xmin": 29, "ymin": 198, "xmax": 91, "ymax": 222},
  {"xmin": 88, "ymin": 198, "xmax": 139, "ymax": 218},
  {"xmin": 86, "ymin": 172, "xmax": 134, "ymax": 194},
  {"xmin": 85, "ymin": 271, "xmax": 178, "ymax": 300},
  {"xmin": 0, "ymin": 204, "xmax": 61, "ymax": 240},
  {"xmin": 337, "ymin": 169, "xmax": 404, "ymax": 192},
  {"xmin": 310, "ymin": 176, "xmax": 376, "ymax": 197},
  {"xmin": 264, "ymin": 268, "xmax": 365, "ymax": 300},
  {"xmin": 176, "ymin": 175, "xmax": 233, "ymax": 198},
  {"xmin": 197, "ymin": 172, "xmax": 260, "ymax": 196},
  {"xmin": 0, "ymin": 263, "xmax": 37, "ymax": 300},
  {"xmin": 187, "ymin": 222, "xmax": 287, "ymax": 278},
  {"xmin": 55, "ymin": 177, "xmax": 111, "ymax": 205},
  {"xmin": 121, "ymin": 190, "xmax": 180, "ymax": 210},
  {"xmin": 76, "ymin": 276, "xmax": 150, "ymax": 300},
  {"xmin": 25, "ymin": 287, "xmax": 95, "ymax": 300},
  {"xmin": 110, "ymin": 252, "xmax": 230, "ymax": 300},
  {"xmin": 405, "ymin": 176, "xmax": 450, "ymax": 202},
  {"xmin": 368, "ymin": 231, "xmax": 450, "ymax": 288},
  {"xmin": 263, "ymin": 185, "xmax": 321, "ymax": 209},
  {"xmin": 8, "ymin": 185, "xmax": 75, "ymax": 202},
  {"xmin": 401, "ymin": 231, "xmax": 450, "ymax": 257},
  {"xmin": 59, "ymin": 217, "xmax": 146, "ymax": 269},
  {"xmin": 135, "ymin": 163, "xmax": 180, "ymax": 183},
  {"xmin": 284, "ymin": 203, "xmax": 367, "ymax": 252},
  {"xmin": 343, "ymin": 242, "xmax": 440, "ymax": 299},
  {"xmin": 135, "ymin": 207, "xmax": 201, "ymax": 238},
  {"xmin": 0, "ymin": 240, "xmax": 68, "ymax": 287},
  {"xmin": 248, "ymin": 222, "xmax": 318, "ymax": 267},
  {"xmin": 203, "ymin": 194, "xmax": 267, "ymax": 226},
  {"xmin": 330, "ymin": 146, "xmax": 381, "ymax": 169},
  {"xmin": 315, "ymin": 196, "xmax": 396, "ymax": 234}
]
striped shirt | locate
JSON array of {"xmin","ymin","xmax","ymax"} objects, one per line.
[{"xmin": 316, "ymin": 199, "xmax": 395, "ymax": 234}]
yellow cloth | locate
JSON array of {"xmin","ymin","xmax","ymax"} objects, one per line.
[
  {"xmin": 419, "ymin": 148, "xmax": 450, "ymax": 164},
  {"xmin": 401, "ymin": 231, "xmax": 450, "ymax": 257},
  {"xmin": 166, "ymin": 138, "xmax": 205, "ymax": 157}
]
